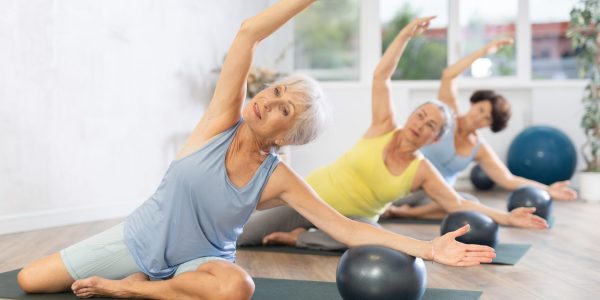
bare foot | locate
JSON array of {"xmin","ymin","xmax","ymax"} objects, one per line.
[
  {"xmin": 71, "ymin": 272, "xmax": 148, "ymax": 298},
  {"xmin": 382, "ymin": 204, "xmax": 413, "ymax": 218},
  {"xmin": 262, "ymin": 227, "xmax": 307, "ymax": 246}
]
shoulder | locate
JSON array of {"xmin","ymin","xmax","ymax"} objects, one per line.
[
  {"xmin": 263, "ymin": 163, "xmax": 305, "ymax": 195},
  {"xmin": 415, "ymin": 158, "xmax": 438, "ymax": 176}
]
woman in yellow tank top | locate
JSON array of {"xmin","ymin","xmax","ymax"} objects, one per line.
[{"xmin": 238, "ymin": 17, "xmax": 547, "ymax": 251}]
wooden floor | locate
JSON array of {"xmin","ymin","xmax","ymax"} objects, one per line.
[{"xmin": 1, "ymin": 189, "xmax": 600, "ymax": 299}]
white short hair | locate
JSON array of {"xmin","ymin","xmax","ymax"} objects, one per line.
[
  {"xmin": 272, "ymin": 74, "xmax": 331, "ymax": 145},
  {"xmin": 413, "ymin": 100, "xmax": 454, "ymax": 139}
]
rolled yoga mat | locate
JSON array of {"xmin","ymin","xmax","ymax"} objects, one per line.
[{"xmin": 240, "ymin": 243, "xmax": 531, "ymax": 266}]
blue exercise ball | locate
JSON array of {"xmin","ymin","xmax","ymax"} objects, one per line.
[{"xmin": 507, "ymin": 126, "xmax": 577, "ymax": 185}]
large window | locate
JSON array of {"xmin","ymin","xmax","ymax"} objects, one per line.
[
  {"xmin": 459, "ymin": 0, "xmax": 517, "ymax": 78},
  {"xmin": 292, "ymin": 0, "xmax": 582, "ymax": 82},
  {"xmin": 380, "ymin": 0, "xmax": 448, "ymax": 80},
  {"xmin": 293, "ymin": 0, "xmax": 359, "ymax": 81},
  {"xmin": 530, "ymin": 0, "xmax": 579, "ymax": 79}
]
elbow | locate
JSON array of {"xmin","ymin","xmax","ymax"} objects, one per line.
[
  {"xmin": 372, "ymin": 73, "xmax": 391, "ymax": 85},
  {"xmin": 238, "ymin": 19, "xmax": 261, "ymax": 42},
  {"xmin": 372, "ymin": 71, "xmax": 385, "ymax": 82},
  {"xmin": 443, "ymin": 198, "xmax": 466, "ymax": 213},
  {"xmin": 336, "ymin": 219, "xmax": 360, "ymax": 246},
  {"xmin": 441, "ymin": 68, "xmax": 454, "ymax": 80}
]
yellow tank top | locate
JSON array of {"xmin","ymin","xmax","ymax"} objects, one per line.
[{"xmin": 306, "ymin": 130, "xmax": 423, "ymax": 220}]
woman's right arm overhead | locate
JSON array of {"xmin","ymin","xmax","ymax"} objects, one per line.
[
  {"xmin": 177, "ymin": 0, "xmax": 316, "ymax": 159},
  {"xmin": 264, "ymin": 164, "xmax": 495, "ymax": 267},
  {"xmin": 366, "ymin": 17, "xmax": 435, "ymax": 138},
  {"xmin": 438, "ymin": 38, "xmax": 514, "ymax": 113}
]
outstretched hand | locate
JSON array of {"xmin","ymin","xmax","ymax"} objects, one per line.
[
  {"xmin": 485, "ymin": 37, "xmax": 514, "ymax": 54},
  {"xmin": 507, "ymin": 207, "xmax": 548, "ymax": 229},
  {"xmin": 548, "ymin": 181, "xmax": 578, "ymax": 201},
  {"xmin": 401, "ymin": 16, "xmax": 436, "ymax": 38},
  {"xmin": 431, "ymin": 224, "xmax": 496, "ymax": 266}
]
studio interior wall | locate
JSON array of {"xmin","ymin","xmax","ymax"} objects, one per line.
[{"xmin": 0, "ymin": 0, "xmax": 271, "ymax": 234}]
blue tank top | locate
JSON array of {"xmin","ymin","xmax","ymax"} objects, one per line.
[
  {"xmin": 124, "ymin": 120, "xmax": 280, "ymax": 279},
  {"xmin": 421, "ymin": 124, "xmax": 481, "ymax": 185}
]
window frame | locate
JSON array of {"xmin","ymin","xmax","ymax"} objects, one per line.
[{"xmin": 297, "ymin": 0, "xmax": 587, "ymax": 87}]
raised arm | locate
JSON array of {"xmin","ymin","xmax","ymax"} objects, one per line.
[
  {"xmin": 417, "ymin": 159, "xmax": 548, "ymax": 229},
  {"xmin": 177, "ymin": 0, "xmax": 315, "ymax": 159},
  {"xmin": 475, "ymin": 143, "xmax": 577, "ymax": 201},
  {"xmin": 266, "ymin": 164, "xmax": 495, "ymax": 267},
  {"xmin": 438, "ymin": 38, "xmax": 513, "ymax": 113},
  {"xmin": 366, "ymin": 17, "xmax": 435, "ymax": 138}
]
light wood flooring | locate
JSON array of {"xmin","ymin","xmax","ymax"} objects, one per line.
[{"xmin": 1, "ymin": 189, "xmax": 599, "ymax": 299}]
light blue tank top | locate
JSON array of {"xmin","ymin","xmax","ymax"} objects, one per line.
[
  {"xmin": 124, "ymin": 120, "xmax": 280, "ymax": 279},
  {"xmin": 421, "ymin": 124, "xmax": 481, "ymax": 185}
]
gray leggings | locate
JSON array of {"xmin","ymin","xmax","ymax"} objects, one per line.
[
  {"xmin": 392, "ymin": 190, "xmax": 480, "ymax": 207},
  {"xmin": 238, "ymin": 205, "xmax": 380, "ymax": 251}
]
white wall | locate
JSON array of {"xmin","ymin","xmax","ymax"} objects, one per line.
[
  {"xmin": 290, "ymin": 81, "xmax": 588, "ymax": 185},
  {"xmin": 0, "ymin": 1, "xmax": 589, "ymax": 235},
  {"xmin": 0, "ymin": 0, "xmax": 270, "ymax": 235}
]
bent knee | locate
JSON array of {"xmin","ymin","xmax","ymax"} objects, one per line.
[
  {"xmin": 17, "ymin": 254, "xmax": 74, "ymax": 293},
  {"xmin": 18, "ymin": 267, "xmax": 40, "ymax": 293},
  {"xmin": 219, "ymin": 272, "xmax": 254, "ymax": 300},
  {"xmin": 200, "ymin": 261, "xmax": 254, "ymax": 300}
]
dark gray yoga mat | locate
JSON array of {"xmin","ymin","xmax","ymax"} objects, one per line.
[
  {"xmin": 0, "ymin": 269, "xmax": 114, "ymax": 299},
  {"xmin": 240, "ymin": 243, "xmax": 531, "ymax": 265},
  {"xmin": 253, "ymin": 278, "xmax": 482, "ymax": 300},
  {"xmin": 380, "ymin": 216, "xmax": 555, "ymax": 228},
  {"xmin": 491, "ymin": 243, "xmax": 531, "ymax": 265},
  {"xmin": 239, "ymin": 245, "xmax": 344, "ymax": 256},
  {"xmin": 0, "ymin": 270, "xmax": 482, "ymax": 300}
]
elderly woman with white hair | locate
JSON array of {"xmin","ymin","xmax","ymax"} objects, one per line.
[
  {"xmin": 238, "ymin": 17, "xmax": 548, "ymax": 253},
  {"xmin": 16, "ymin": 2, "xmax": 496, "ymax": 300}
]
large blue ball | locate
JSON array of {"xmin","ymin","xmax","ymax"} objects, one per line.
[{"xmin": 507, "ymin": 126, "xmax": 577, "ymax": 185}]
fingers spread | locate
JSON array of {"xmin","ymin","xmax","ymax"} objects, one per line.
[{"xmin": 450, "ymin": 224, "xmax": 471, "ymax": 238}]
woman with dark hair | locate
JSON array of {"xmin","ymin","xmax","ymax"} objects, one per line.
[{"xmin": 385, "ymin": 39, "xmax": 577, "ymax": 220}]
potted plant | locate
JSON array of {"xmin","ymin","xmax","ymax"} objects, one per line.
[{"xmin": 568, "ymin": 0, "xmax": 600, "ymax": 202}]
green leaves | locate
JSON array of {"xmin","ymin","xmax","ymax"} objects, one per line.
[{"xmin": 569, "ymin": 0, "xmax": 600, "ymax": 171}]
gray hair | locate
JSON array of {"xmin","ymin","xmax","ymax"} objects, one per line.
[
  {"xmin": 413, "ymin": 99, "xmax": 454, "ymax": 139},
  {"xmin": 271, "ymin": 74, "xmax": 331, "ymax": 145}
]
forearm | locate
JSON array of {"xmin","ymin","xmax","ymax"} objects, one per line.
[
  {"xmin": 340, "ymin": 219, "xmax": 434, "ymax": 260},
  {"xmin": 242, "ymin": 0, "xmax": 315, "ymax": 42},
  {"xmin": 452, "ymin": 200, "xmax": 510, "ymax": 226},
  {"xmin": 373, "ymin": 32, "xmax": 411, "ymax": 81},
  {"xmin": 442, "ymin": 46, "xmax": 487, "ymax": 79},
  {"xmin": 495, "ymin": 174, "xmax": 548, "ymax": 192}
]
